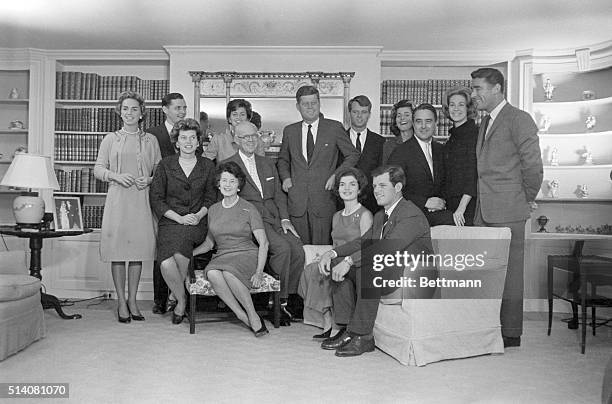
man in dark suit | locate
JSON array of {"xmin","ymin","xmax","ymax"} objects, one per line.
[
  {"xmin": 471, "ymin": 67, "xmax": 543, "ymax": 348},
  {"xmin": 146, "ymin": 92, "xmax": 187, "ymax": 314},
  {"xmin": 277, "ymin": 85, "xmax": 360, "ymax": 245},
  {"xmin": 387, "ymin": 103, "xmax": 454, "ymax": 226},
  {"xmin": 344, "ymin": 95, "xmax": 385, "ymax": 214},
  {"xmin": 317, "ymin": 166, "xmax": 434, "ymax": 357},
  {"xmin": 223, "ymin": 122, "xmax": 305, "ymax": 323}
]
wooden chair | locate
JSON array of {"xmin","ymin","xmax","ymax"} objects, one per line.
[
  {"xmin": 547, "ymin": 241, "xmax": 612, "ymax": 353},
  {"xmin": 186, "ymin": 254, "xmax": 281, "ymax": 334}
]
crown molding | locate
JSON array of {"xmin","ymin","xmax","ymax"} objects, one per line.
[
  {"xmin": 44, "ymin": 49, "xmax": 169, "ymax": 61},
  {"xmin": 379, "ymin": 50, "xmax": 516, "ymax": 66},
  {"xmin": 164, "ymin": 45, "xmax": 383, "ymax": 56}
]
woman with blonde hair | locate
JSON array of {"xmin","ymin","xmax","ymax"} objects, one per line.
[
  {"xmin": 441, "ymin": 86, "xmax": 479, "ymax": 226},
  {"xmin": 94, "ymin": 91, "xmax": 161, "ymax": 323}
]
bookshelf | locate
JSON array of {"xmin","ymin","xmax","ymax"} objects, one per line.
[
  {"xmin": 53, "ymin": 59, "xmax": 169, "ymax": 229},
  {"xmin": 528, "ymin": 66, "xmax": 612, "ymax": 237}
]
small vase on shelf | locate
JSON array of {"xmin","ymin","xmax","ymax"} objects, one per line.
[{"xmin": 585, "ymin": 115, "xmax": 596, "ymax": 131}]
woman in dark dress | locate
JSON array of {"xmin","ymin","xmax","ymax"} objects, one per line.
[
  {"xmin": 149, "ymin": 119, "xmax": 217, "ymax": 324},
  {"xmin": 382, "ymin": 99, "xmax": 414, "ymax": 164},
  {"xmin": 441, "ymin": 86, "xmax": 478, "ymax": 226}
]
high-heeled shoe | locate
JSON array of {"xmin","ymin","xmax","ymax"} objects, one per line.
[
  {"xmin": 172, "ymin": 312, "xmax": 186, "ymax": 325},
  {"xmin": 117, "ymin": 308, "xmax": 131, "ymax": 323},
  {"xmin": 128, "ymin": 308, "xmax": 145, "ymax": 321},
  {"xmin": 312, "ymin": 328, "xmax": 332, "ymax": 341},
  {"xmin": 252, "ymin": 315, "xmax": 269, "ymax": 337}
]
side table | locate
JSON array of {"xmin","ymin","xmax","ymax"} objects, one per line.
[{"xmin": 0, "ymin": 225, "xmax": 93, "ymax": 319}]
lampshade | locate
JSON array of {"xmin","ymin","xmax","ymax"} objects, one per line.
[{"xmin": 0, "ymin": 153, "xmax": 59, "ymax": 190}]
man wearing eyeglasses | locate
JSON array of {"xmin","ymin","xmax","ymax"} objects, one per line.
[{"xmin": 223, "ymin": 122, "xmax": 306, "ymax": 324}]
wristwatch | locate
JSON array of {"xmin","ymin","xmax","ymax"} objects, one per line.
[{"xmin": 343, "ymin": 256, "xmax": 353, "ymax": 267}]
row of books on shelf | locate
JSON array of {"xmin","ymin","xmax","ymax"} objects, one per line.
[
  {"xmin": 55, "ymin": 133, "xmax": 104, "ymax": 161},
  {"xmin": 380, "ymin": 79, "xmax": 472, "ymax": 105},
  {"xmin": 55, "ymin": 168, "xmax": 108, "ymax": 193},
  {"xmin": 82, "ymin": 205, "xmax": 104, "ymax": 229},
  {"xmin": 56, "ymin": 71, "xmax": 169, "ymax": 101},
  {"xmin": 55, "ymin": 107, "xmax": 165, "ymax": 132}
]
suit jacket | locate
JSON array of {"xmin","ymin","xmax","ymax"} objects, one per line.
[
  {"xmin": 387, "ymin": 136, "xmax": 445, "ymax": 213},
  {"xmin": 277, "ymin": 118, "xmax": 359, "ymax": 218},
  {"xmin": 476, "ymin": 103, "xmax": 543, "ymax": 223},
  {"xmin": 147, "ymin": 124, "xmax": 176, "ymax": 159},
  {"xmin": 223, "ymin": 152, "xmax": 289, "ymax": 229},
  {"xmin": 149, "ymin": 154, "xmax": 217, "ymax": 226},
  {"xmin": 335, "ymin": 198, "xmax": 433, "ymax": 268}
]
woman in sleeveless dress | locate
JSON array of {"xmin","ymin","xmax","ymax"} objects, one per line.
[
  {"xmin": 94, "ymin": 91, "xmax": 161, "ymax": 323},
  {"xmin": 193, "ymin": 161, "xmax": 270, "ymax": 337},
  {"xmin": 298, "ymin": 167, "xmax": 373, "ymax": 339}
]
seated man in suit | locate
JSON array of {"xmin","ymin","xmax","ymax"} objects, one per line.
[
  {"xmin": 223, "ymin": 122, "xmax": 306, "ymax": 323},
  {"xmin": 146, "ymin": 92, "xmax": 187, "ymax": 314},
  {"xmin": 277, "ymin": 85, "xmax": 360, "ymax": 245},
  {"xmin": 317, "ymin": 165, "xmax": 434, "ymax": 357},
  {"xmin": 387, "ymin": 103, "xmax": 454, "ymax": 226},
  {"xmin": 344, "ymin": 95, "xmax": 385, "ymax": 214}
]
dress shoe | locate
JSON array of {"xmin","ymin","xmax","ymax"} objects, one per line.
[
  {"xmin": 152, "ymin": 303, "xmax": 166, "ymax": 315},
  {"xmin": 312, "ymin": 328, "xmax": 332, "ymax": 341},
  {"xmin": 335, "ymin": 335, "xmax": 375, "ymax": 357},
  {"xmin": 252, "ymin": 315, "xmax": 269, "ymax": 338},
  {"xmin": 284, "ymin": 305, "xmax": 304, "ymax": 322},
  {"xmin": 117, "ymin": 309, "xmax": 131, "ymax": 324},
  {"xmin": 503, "ymin": 336, "xmax": 521, "ymax": 348},
  {"xmin": 321, "ymin": 328, "xmax": 351, "ymax": 350},
  {"xmin": 128, "ymin": 309, "xmax": 145, "ymax": 321},
  {"xmin": 172, "ymin": 312, "xmax": 186, "ymax": 325}
]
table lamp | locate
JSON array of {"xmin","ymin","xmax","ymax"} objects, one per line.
[{"xmin": 0, "ymin": 153, "xmax": 60, "ymax": 229}]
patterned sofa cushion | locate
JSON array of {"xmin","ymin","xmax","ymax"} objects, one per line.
[{"xmin": 188, "ymin": 270, "xmax": 280, "ymax": 296}]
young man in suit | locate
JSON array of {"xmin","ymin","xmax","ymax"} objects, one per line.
[
  {"xmin": 146, "ymin": 92, "xmax": 187, "ymax": 314},
  {"xmin": 345, "ymin": 95, "xmax": 385, "ymax": 214},
  {"xmin": 223, "ymin": 122, "xmax": 305, "ymax": 323},
  {"xmin": 471, "ymin": 67, "xmax": 543, "ymax": 348},
  {"xmin": 387, "ymin": 103, "xmax": 454, "ymax": 226},
  {"xmin": 317, "ymin": 165, "xmax": 434, "ymax": 357},
  {"xmin": 277, "ymin": 85, "xmax": 360, "ymax": 245}
]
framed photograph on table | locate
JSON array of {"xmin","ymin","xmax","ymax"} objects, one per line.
[{"xmin": 53, "ymin": 196, "xmax": 83, "ymax": 231}]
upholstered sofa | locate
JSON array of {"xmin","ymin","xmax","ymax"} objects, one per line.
[
  {"xmin": 0, "ymin": 250, "xmax": 45, "ymax": 361},
  {"xmin": 303, "ymin": 225, "xmax": 511, "ymax": 366}
]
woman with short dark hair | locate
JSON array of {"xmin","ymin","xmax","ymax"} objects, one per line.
[
  {"xmin": 193, "ymin": 161, "xmax": 270, "ymax": 336},
  {"xmin": 149, "ymin": 118, "xmax": 217, "ymax": 324},
  {"xmin": 382, "ymin": 99, "xmax": 414, "ymax": 164}
]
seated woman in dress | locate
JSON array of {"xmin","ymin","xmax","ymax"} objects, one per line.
[
  {"xmin": 203, "ymin": 99, "xmax": 265, "ymax": 162},
  {"xmin": 149, "ymin": 118, "xmax": 217, "ymax": 324},
  {"xmin": 193, "ymin": 161, "xmax": 270, "ymax": 337},
  {"xmin": 298, "ymin": 167, "xmax": 373, "ymax": 339},
  {"xmin": 441, "ymin": 86, "xmax": 478, "ymax": 226},
  {"xmin": 382, "ymin": 99, "xmax": 414, "ymax": 164}
]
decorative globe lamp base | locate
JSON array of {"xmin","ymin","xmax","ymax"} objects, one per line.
[{"xmin": 13, "ymin": 192, "xmax": 45, "ymax": 229}]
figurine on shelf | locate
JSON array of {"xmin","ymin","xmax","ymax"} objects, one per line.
[
  {"xmin": 575, "ymin": 184, "xmax": 589, "ymax": 198},
  {"xmin": 543, "ymin": 78, "xmax": 555, "ymax": 101},
  {"xmin": 549, "ymin": 147, "xmax": 559, "ymax": 166},
  {"xmin": 536, "ymin": 215, "xmax": 549, "ymax": 233},
  {"xmin": 582, "ymin": 90, "xmax": 595, "ymax": 101},
  {"xmin": 585, "ymin": 115, "xmax": 597, "ymax": 131},
  {"xmin": 8, "ymin": 88, "xmax": 19, "ymax": 99},
  {"xmin": 538, "ymin": 115, "xmax": 551, "ymax": 132},
  {"xmin": 581, "ymin": 146, "xmax": 593, "ymax": 165},
  {"xmin": 8, "ymin": 120, "xmax": 25, "ymax": 130},
  {"xmin": 549, "ymin": 179, "xmax": 559, "ymax": 198}
]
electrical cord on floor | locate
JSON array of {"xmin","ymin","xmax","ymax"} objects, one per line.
[{"xmin": 59, "ymin": 295, "xmax": 106, "ymax": 306}]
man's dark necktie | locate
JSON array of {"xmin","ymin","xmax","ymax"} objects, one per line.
[
  {"xmin": 480, "ymin": 115, "xmax": 491, "ymax": 151},
  {"xmin": 306, "ymin": 124, "xmax": 314, "ymax": 162},
  {"xmin": 356, "ymin": 132, "xmax": 362, "ymax": 153},
  {"xmin": 380, "ymin": 213, "xmax": 389, "ymax": 239}
]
